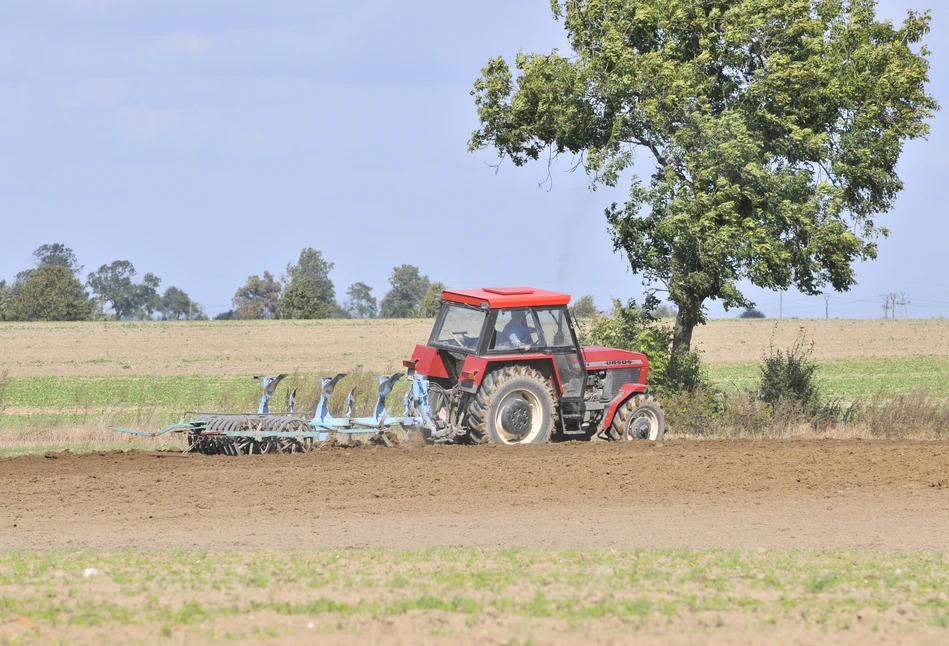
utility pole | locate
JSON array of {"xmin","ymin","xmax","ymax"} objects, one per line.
[
  {"xmin": 897, "ymin": 293, "xmax": 910, "ymax": 319},
  {"xmin": 881, "ymin": 294, "xmax": 892, "ymax": 319},
  {"xmin": 779, "ymin": 289, "xmax": 783, "ymax": 319},
  {"xmin": 824, "ymin": 294, "xmax": 830, "ymax": 319}
]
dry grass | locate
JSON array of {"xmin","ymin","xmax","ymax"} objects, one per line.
[
  {"xmin": 2, "ymin": 319, "xmax": 949, "ymax": 378},
  {"xmin": 0, "ymin": 319, "xmax": 432, "ymax": 376},
  {"xmin": 664, "ymin": 387, "xmax": 949, "ymax": 440},
  {"xmin": 691, "ymin": 318, "xmax": 949, "ymax": 364}
]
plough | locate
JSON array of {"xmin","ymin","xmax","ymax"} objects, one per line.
[{"xmin": 109, "ymin": 370, "xmax": 436, "ymax": 455}]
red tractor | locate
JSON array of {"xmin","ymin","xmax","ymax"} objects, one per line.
[{"xmin": 407, "ymin": 287, "xmax": 664, "ymax": 444}]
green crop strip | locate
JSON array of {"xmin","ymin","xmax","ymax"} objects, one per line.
[
  {"xmin": 709, "ymin": 355, "xmax": 949, "ymax": 400},
  {"xmin": 0, "ymin": 548, "xmax": 947, "ymax": 640}
]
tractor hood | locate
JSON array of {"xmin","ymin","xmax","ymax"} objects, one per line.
[{"xmin": 581, "ymin": 346, "xmax": 648, "ymax": 370}]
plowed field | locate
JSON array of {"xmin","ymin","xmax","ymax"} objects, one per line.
[
  {"xmin": 5, "ymin": 440, "xmax": 949, "ymax": 644},
  {"xmin": 4, "ymin": 439, "xmax": 948, "ymax": 551}
]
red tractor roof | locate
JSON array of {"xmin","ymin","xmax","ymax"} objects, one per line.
[{"xmin": 441, "ymin": 287, "xmax": 572, "ymax": 309}]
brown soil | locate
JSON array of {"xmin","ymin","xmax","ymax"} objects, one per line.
[{"xmin": 3, "ymin": 439, "xmax": 949, "ymax": 551}]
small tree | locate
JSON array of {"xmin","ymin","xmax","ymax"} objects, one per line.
[
  {"xmin": 161, "ymin": 286, "xmax": 198, "ymax": 320},
  {"xmin": 7, "ymin": 265, "xmax": 91, "ymax": 321},
  {"xmin": 276, "ymin": 248, "xmax": 337, "ymax": 319},
  {"xmin": 345, "ymin": 282, "xmax": 377, "ymax": 318},
  {"xmin": 214, "ymin": 310, "xmax": 236, "ymax": 321},
  {"xmin": 232, "ymin": 271, "xmax": 281, "ymax": 320},
  {"xmin": 380, "ymin": 265, "xmax": 431, "ymax": 318},
  {"xmin": 740, "ymin": 308, "xmax": 766, "ymax": 319},
  {"xmin": 569, "ymin": 294, "xmax": 598, "ymax": 321},
  {"xmin": 86, "ymin": 260, "xmax": 161, "ymax": 320},
  {"xmin": 650, "ymin": 303, "xmax": 679, "ymax": 319},
  {"xmin": 0, "ymin": 280, "xmax": 9, "ymax": 321},
  {"xmin": 419, "ymin": 282, "xmax": 446, "ymax": 318},
  {"xmin": 137, "ymin": 273, "xmax": 162, "ymax": 320}
]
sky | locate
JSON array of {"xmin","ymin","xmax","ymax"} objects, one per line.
[{"xmin": 1, "ymin": 0, "xmax": 946, "ymax": 320}]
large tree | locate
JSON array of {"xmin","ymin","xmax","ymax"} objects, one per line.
[
  {"xmin": 86, "ymin": 260, "xmax": 161, "ymax": 320},
  {"xmin": 276, "ymin": 248, "xmax": 338, "ymax": 319},
  {"xmin": 7, "ymin": 265, "xmax": 91, "ymax": 321},
  {"xmin": 232, "ymin": 271, "xmax": 281, "ymax": 320},
  {"xmin": 380, "ymin": 265, "xmax": 431, "ymax": 318},
  {"xmin": 470, "ymin": 0, "xmax": 937, "ymax": 355}
]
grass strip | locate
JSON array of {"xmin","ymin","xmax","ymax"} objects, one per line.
[{"xmin": 0, "ymin": 548, "xmax": 947, "ymax": 632}]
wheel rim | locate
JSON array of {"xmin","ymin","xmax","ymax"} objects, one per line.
[
  {"xmin": 625, "ymin": 408, "xmax": 660, "ymax": 440},
  {"xmin": 494, "ymin": 388, "xmax": 543, "ymax": 444}
]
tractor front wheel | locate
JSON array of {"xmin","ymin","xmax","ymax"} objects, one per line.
[
  {"xmin": 468, "ymin": 366, "xmax": 557, "ymax": 444},
  {"xmin": 609, "ymin": 394, "xmax": 665, "ymax": 441}
]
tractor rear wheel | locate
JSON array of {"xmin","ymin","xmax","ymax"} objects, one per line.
[
  {"xmin": 468, "ymin": 366, "xmax": 557, "ymax": 444},
  {"xmin": 609, "ymin": 394, "xmax": 665, "ymax": 441}
]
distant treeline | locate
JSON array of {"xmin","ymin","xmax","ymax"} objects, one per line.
[{"xmin": 0, "ymin": 243, "xmax": 444, "ymax": 322}]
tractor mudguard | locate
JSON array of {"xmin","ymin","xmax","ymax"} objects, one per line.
[
  {"xmin": 601, "ymin": 382, "xmax": 649, "ymax": 430},
  {"xmin": 457, "ymin": 354, "xmax": 561, "ymax": 394},
  {"xmin": 410, "ymin": 344, "xmax": 450, "ymax": 380}
]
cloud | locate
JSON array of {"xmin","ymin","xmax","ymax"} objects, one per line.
[
  {"xmin": 117, "ymin": 106, "xmax": 181, "ymax": 143},
  {"xmin": 61, "ymin": 77, "xmax": 120, "ymax": 108},
  {"xmin": 163, "ymin": 32, "xmax": 212, "ymax": 57}
]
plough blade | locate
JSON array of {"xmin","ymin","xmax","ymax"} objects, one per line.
[{"xmin": 108, "ymin": 372, "xmax": 437, "ymax": 455}]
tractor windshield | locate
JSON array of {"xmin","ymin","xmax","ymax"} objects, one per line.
[{"xmin": 430, "ymin": 304, "xmax": 486, "ymax": 351}]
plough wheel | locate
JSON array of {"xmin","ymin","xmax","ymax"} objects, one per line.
[{"xmin": 468, "ymin": 366, "xmax": 556, "ymax": 444}]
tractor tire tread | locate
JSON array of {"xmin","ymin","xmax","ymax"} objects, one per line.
[
  {"xmin": 468, "ymin": 366, "xmax": 558, "ymax": 444},
  {"xmin": 610, "ymin": 393, "xmax": 665, "ymax": 441}
]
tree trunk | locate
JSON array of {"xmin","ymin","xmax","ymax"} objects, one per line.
[{"xmin": 671, "ymin": 294, "xmax": 703, "ymax": 357}]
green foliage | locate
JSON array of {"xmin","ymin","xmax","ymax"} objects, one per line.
[
  {"xmin": 345, "ymin": 282, "xmax": 377, "ymax": 318},
  {"xmin": 649, "ymin": 303, "xmax": 678, "ymax": 319},
  {"xmin": 569, "ymin": 294, "xmax": 598, "ymax": 321},
  {"xmin": 214, "ymin": 310, "xmax": 236, "ymax": 321},
  {"xmin": 276, "ymin": 248, "xmax": 338, "ymax": 319},
  {"xmin": 7, "ymin": 265, "xmax": 91, "ymax": 321},
  {"xmin": 380, "ymin": 265, "xmax": 431, "ymax": 318},
  {"xmin": 32, "ymin": 243, "xmax": 83, "ymax": 276},
  {"xmin": 740, "ymin": 308, "xmax": 766, "ymax": 319},
  {"xmin": 232, "ymin": 270, "xmax": 281, "ymax": 320},
  {"xmin": 420, "ymin": 282, "xmax": 446, "ymax": 318},
  {"xmin": 580, "ymin": 299, "xmax": 706, "ymax": 395},
  {"xmin": 0, "ymin": 280, "xmax": 10, "ymax": 322},
  {"xmin": 160, "ymin": 286, "xmax": 201, "ymax": 320},
  {"xmin": 470, "ymin": 0, "xmax": 938, "ymax": 354},
  {"xmin": 86, "ymin": 260, "xmax": 162, "ymax": 320},
  {"xmin": 756, "ymin": 329, "xmax": 822, "ymax": 415}
]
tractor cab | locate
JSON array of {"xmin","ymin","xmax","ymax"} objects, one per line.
[{"xmin": 408, "ymin": 287, "xmax": 663, "ymax": 445}]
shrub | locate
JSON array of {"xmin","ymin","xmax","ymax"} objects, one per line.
[
  {"xmin": 756, "ymin": 328, "xmax": 822, "ymax": 416},
  {"xmin": 740, "ymin": 308, "xmax": 766, "ymax": 319},
  {"xmin": 850, "ymin": 389, "xmax": 949, "ymax": 439},
  {"xmin": 580, "ymin": 299, "xmax": 708, "ymax": 396},
  {"xmin": 0, "ymin": 369, "xmax": 7, "ymax": 414}
]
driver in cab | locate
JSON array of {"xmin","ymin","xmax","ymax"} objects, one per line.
[{"xmin": 498, "ymin": 310, "xmax": 537, "ymax": 351}]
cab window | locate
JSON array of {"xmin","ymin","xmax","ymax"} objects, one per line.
[
  {"xmin": 534, "ymin": 308, "xmax": 574, "ymax": 348},
  {"xmin": 430, "ymin": 304, "xmax": 485, "ymax": 350}
]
